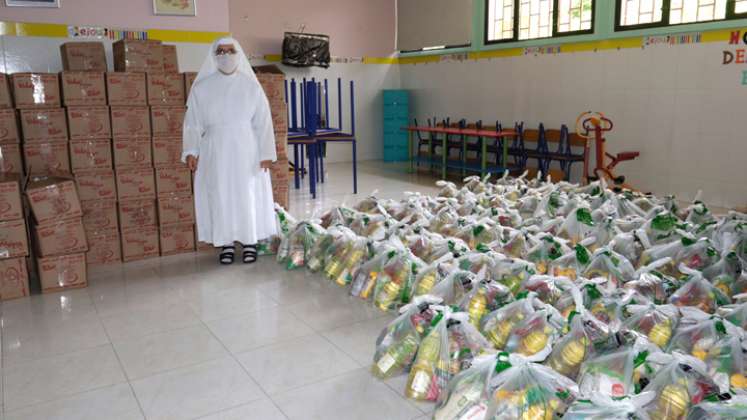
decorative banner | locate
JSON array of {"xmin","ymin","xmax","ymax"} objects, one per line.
[
  {"xmin": 68, "ymin": 25, "xmax": 148, "ymax": 40},
  {"xmin": 721, "ymin": 29, "xmax": 747, "ymax": 86},
  {"xmin": 524, "ymin": 46, "xmax": 561, "ymax": 55},
  {"xmin": 642, "ymin": 32, "xmax": 702, "ymax": 48}
]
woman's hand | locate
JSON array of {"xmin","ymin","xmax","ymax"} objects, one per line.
[
  {"xmin": 186, "ymin": 155, "xmax": 199, "ymax": 172},
  {"xmin": 260, "ymin": 160, "xmax": 272, "ymax": 172}
]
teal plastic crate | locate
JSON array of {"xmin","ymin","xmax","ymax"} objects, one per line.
[{"xmin": 383, "ymin": 90, "xmax": 409, "ymax": 162}]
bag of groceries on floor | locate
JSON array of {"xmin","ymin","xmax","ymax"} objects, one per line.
[
  {"xmin": 558, "ymin": 206, "xmax": 596, "ymax": 246},
  {"xmin": 404, "ymin": 308, "xmax": 457, "ymax": 401},
  {"xmin": 640, "ymin": 352, "xmax": 720, "ymax": 420},
  {"xmin": 429, "ymin": 269, "xmax": 479, "ymax": 306},
  {"xmin": 444, "ymin": 312, "xmax": 494, "ymax": 375},
  {"xmin": 276, "ymin": 221, "xmax": 325, "ymax": 270},
  {"xmin": 564, "ymin": 393, "xmax": 656, "ymax": 420},
  {"xmin": 704, "ymin": 251, "xmax": 744, "ymax": 299},
  {"xmin": 622, "ymin": 303, "xmax": 680, "ymax": 349},
  {"xmin": 669, "ymin": 265, "xmax": 730, "ymax": 314},
  {"xmin": 582, "ymin": 247, "xmax": 636, "ymax": 287},
  {"xmin": 349, "ymin": 242, "xmax": 401, "ymax": 300},
  {"xmin": 673, "ymin": 237, "xmax": 721, "ymax": 274},
  {"xmin": 499, "ymin": 228, "xmax": 529, "ymax": 259},
  {"xmin": 687, "ymin": 395, "xmax": 747, "ymax": 420},
  {"xmin": 488, "ymin": 255, "xmax": 536, "ymax": 295},
  {"xmin": 371, "ymin": 296, "xmax": 441, "ymax": 379},
  {"xmin": 549, "ymin": 242, "xmax": 594, "ymax": 280},
  {"xmin": 322, "ymin": 227, "xmax": 369, "ymax": 286},
  {"xmin": 456, "ymin": 222, "xmax": 499, "ymax": 251},
  {"xmin": 319, "ymin": 206, "xmax": 356, "ymax": 228},
  {"xmin": 525, "ymin": 235, "xmax": 569, "ymax": 275},
  {"xmin": 457, "ymin": 280, "xmax": 513, "ymax": 330},
  {"xmin": 348, "ymin": 213, "xmax": 390, "ymax": 241},
  {"xmin": 371, "ymin": 246, "xmax": 425, "ymax": 311},
  {"xmin": 644, "ymin": 211, "xmax": 682, "ymax": 245},
  {"xmin": 518, "ymin": 274, "xmax": 575, "ymax": 307},
  {"xmin": 410, "ymin": 256, "xmax": 454, "ymax": 299},
  {"xmin": 718, "ymin": 301, "xmax": 747, "ymax": 330},
  {"xmin": 624, "ymin": 258, "xmax": 679, "ymax": 305}
]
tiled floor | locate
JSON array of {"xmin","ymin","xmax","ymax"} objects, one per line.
[{"xmin": 0, "ymin": 162, "xmax": 439, "ymax": 420}]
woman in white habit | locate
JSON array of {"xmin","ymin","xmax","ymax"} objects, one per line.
[{"xmin": 182, "ymin": 37, "xmax": 277, "ymax": 264}]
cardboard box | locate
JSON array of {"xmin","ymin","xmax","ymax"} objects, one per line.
[
  {"xmin": 60, "ymin": 72, "xmax": 107, "ymax": 106},
  {"xmin": 271, "ymin": 158, "xmax": 289, "ymax": 209},
  {"xmin": 34, "ymin": 218, "xmax": 88, "ymax": 257},
  {"xmin": 162, "ymin": 45, "xmax": 179, "ymax": 73},
  {"xmin": 196, "ymin": 241, "xmax": 213, "ymax": 251},
  {"xmin": 75, "ymin": 169, "xmax": 117, "ymax": 202},
  {"xmin": 0, "ymin": 144, "xmax": 23, "ymax": 174},
  {"xmin": 113, "ymin": 39, "xmax": 163, "ymax": 73},
  {"xmin": 110, "ymin": 106, "xmax": 151, "ymax": 139},
  {"xmin": 158, "ymin": 194, "xmax": 194, "ymax": 227},
  {"xmin": 183, "ymin": 72, "xmax": 197, "ymax": 99},
  {"xmin": 23, "ymin": 142, "xmax": 71, "ymax": 174},
  {"xmin": 160, "ymin": 223, "xmax": 195, "ymax": 256},
  {"xmin": 0, "ymin": 219, "xmax": 29, "ymax": 259},
  {"xmin": 150, "ymin": 106, "xmax": 186, "ymax": 138},
  {"xmin": 66, "ymin": 106, "xmax": 111, "ymax": 140},
  {"xmin": 147, "ymin": 73, "xmax": 184, "ymax": 106},
  {"xmin": 116, "ymin": 167, "xmax": 155, "ymax": 200},
  {"xmin": 69, "ymin": 139, "xmax": 112, "ymax": 172},
  {"xmin": 0, "ymin": 109, "xmax": 20, "ymax": 144},
  {"xmin": 118, "ymin": 198, "xmax": 157, "ymax": 232},
  {"xmin": 19, "ymin": 108, "xmax": 68, "ymax": 143},
  {"xmin": 155, "ymin": 166, "xmax": 191, "ymax": 197},
  {"xmin": 113, "ymin": 138, "xmax": 152, "ymax": 169},
  {"xmin": 0, "ymin": 74, "xmax": 12, "ymax": 109},
  {"xmin": 121, "ymin": 226, "xmax": 159, "ymax": 262},
  {"xmin": 86, "ymin": 228, "xmax": 121, "ymax": 265},
  {"xmin": 37, "ymin": 253, "xmax": 87, "ymax": 293},
  {"xmin": 81, "ymin": 199, "xmax": 118, "ymax": 232},
  {"xmin": 0, "ymin": 175, "xmax": 23, "ymax": 222},
  {"xmin": 26, "ymin": 176, "xmax": 82, "ymax": 224},
  {"xmin": 0, "ymin": 257, "xmax": 29, "ymax": 300},
  {"xmin": 60, "ymin": 42, "xmax": 107, "ymax": 72},
  {"xmin": 10, "ymin": 73, "xmax": 61, "ymax": 109},
  {"xmin": 106, "ymin": 73, "xmax": 147, "ymax": 107},
  {"xmin": 152, "ymin": 137, "xmax": 183, "ymax": 167}
]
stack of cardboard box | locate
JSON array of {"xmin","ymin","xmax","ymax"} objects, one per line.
[
  {"xmin": 0, "ymin": 175, "xmax": 30, "ymax": 300},
  {"xmin": 0, "ymin": 74, "xmax": 22, "ymax": 174},
  {"xmin": 26, "ymin": 176, "xmax": 88, "ymax": 293},
  {"xmin": 254, "ymin": 66, "xmax": 289, "ymax": 210}
]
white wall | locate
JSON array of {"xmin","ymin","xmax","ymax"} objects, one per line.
[{"xmin": 399, "ymin": 42, "xmax": 747, "ymax": 209}]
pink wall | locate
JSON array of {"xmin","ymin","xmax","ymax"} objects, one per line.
[
  {"xmin": 230, "ymin": 0, "xmax": 396, "ymax": 56},
  {"xmin": 0, "ymin": 0, "xmax": 229, "ymax": 32}
]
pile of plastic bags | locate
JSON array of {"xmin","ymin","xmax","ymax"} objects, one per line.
[{"xmin": 268, "ymin": 173, "xmax": 746, "ymax": 419}]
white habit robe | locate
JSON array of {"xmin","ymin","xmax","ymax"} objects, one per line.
[{"xmin": 182, "ymin": 70, "xmax": 278, "ymax": 246}]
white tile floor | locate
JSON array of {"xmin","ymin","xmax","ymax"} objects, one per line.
[{"xmin": 0, "ymin": 162, "xmax": 440, "ymax": 420}]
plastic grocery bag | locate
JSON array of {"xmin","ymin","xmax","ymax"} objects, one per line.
[
  {"xmin": 488, "ymin": 255, "xmax": 536, "ymax": 295},
  {"xmin": 624, "ymin": 258, "xmax": 679, "ymax": 305},
  {"xmin": 349, "ymin": 213, "xmax": 389, "ymax": 241},
  {"xmin": 644, "ymin": 211, "xmax": 682, "ymax": 245},
  {"xmin": 622, "ymin": 303, "xmax": 680, "ymax": 349},
  {"xmin": 350, "ymin": 245, "xmax": 399, "ymax": 300},
  {"xmin": 577, "ymin": 338, "xmax": 658, "ymax": 397},
  {"xmin": 687, "ymin": 395, "xmax": 747, "ymax": 420},
  {"xmin": 371, "ymin": 248, "xmax": 424, "ymax": 312},
  {"xmin": 582, "ymin": 248, "xmax": 636, "ymax": 287},
  {"xmin": 718, "ymin": 301, "xmax": 747, "ymax": 330},
  {"xmin": 430, "ymin": 269, "xmax": 479, "ymax": 306},
  {"xmin": 546, "ymin": 305, "xmax": 611, "ymax": 380},
  {"xmin": 564, "ymin": 393, "xmax": 656, "ymax": 420},
  {"xmin": 276, "ymin": 222, "xmax": 325, "ymax": 270},
  {"xmin": 526, "ymin": 235, "xmax": 569, "ymax": 275},
  {"xmin": 499, "ymin": 228, "xmax": 529, "ymax": 259},
  {"xmin": 433, "ymin": 355, "xmax": 495, "ymax": 420},
  {"xmin": 444, "ymin": 312, "xmax": 495, "ymax": 375},
  {"xmin": 404, "ymin": 308, "xmax": 456, "ymax": 401},
  {"xmin": 457, "ymin": 280, "xmax": 513, "ymax": 329},
  {"xmin": 549, "ymin": 242, "xmax": 594, "ymax": 280},
  {"xmin": 558, "ymin": 206, "xmax": 596, "ymax": 245},
  {"xmin": 518, "ymin": 275, "xmax": 575, "ymax": 307},
  {"xmin": 411, "ymin": 257, "xmax": 453, "ymax": 299},
  {"xmin": 704, "ymin": 252, "xmax": 744, "ymax": 299},
  {"xmin": 669, "ymin": 265, "xmax": 730, "ymax": 314},
  {"xmin": 320, "ymin": 206, "xmax": 356, "ymax": 228},
  {"xmin": 372, "ymin": 296, "xmax": 442, "ymax": 379},
  {"xmin": 322, "ymin": 229, "xmax": 369, "ymax": 287},
  {"xmin": 674, "ymin": 237, "xmax": 720, "ymax": 274},
  {"xmin": 456, "ymin": 222, "xmax": 499, "ymax": 250}
]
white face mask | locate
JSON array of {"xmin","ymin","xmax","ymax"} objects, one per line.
[{"xmin": 215, "ymin": 54, "xmax": 239, "ymax": 74}]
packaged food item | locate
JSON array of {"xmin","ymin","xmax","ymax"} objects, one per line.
[
  {"xmin": 550, "ymin": 242, "xmax": 593, "ymax": 280},
  {"xmin": 526, "ymin": 235, "xmax": 569, "ymax": 274},
  {"xmin": 622, "ymin": 303, "xmax": 680, "ymax": 349},
  {"xmin": 276, "ymin": 222, "xmax": 325, "ymax": 270},
  {"xmin": 546, "ymin": 304, "xmax": 611, "ymax": 380},
  {"xmin": 582, "ymin": 247, "xmax": 636, "ymax": 287},
  {"xmin": 669, "ymin": 265, "xmax": 730, "ymax": 314},
  {"xmin": 372, "ymin": 247, "xmax": 423, "ymax": 311}
]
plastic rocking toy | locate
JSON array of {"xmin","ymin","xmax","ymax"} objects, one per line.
[{"xmin": 576, "ymin": 111, "xmax": 640, "ymax": 191}]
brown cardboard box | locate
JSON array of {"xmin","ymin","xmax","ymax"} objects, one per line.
[
  {"xmin": 158, "ymin": 194, "xmax": 195, "ymax": 227},
  {"xmin": 19, "ymin": 108, "xmax": 68, "ymax": 143},
  {"xmin": 155, "ymin": 166, "xmax": 191, "ymax": 197},
  {"xmin": 66, "ymin": 106, "xmax": 111, "ymax": 140},
  {"xmin": 106, "ymin": 73, "xmax": 147, "ymax": 107},
  {"xmin": 26, "ymin": 176, "xmax": 82, "ymax": 224},
  {"xmin": 0, "ymin": 175, "xmax": 23, "ymax": 222},
  {"xmin": 162, "ymin": 45, "xmax": 179, "ymax": 73},
  {"xmin": 196, "ymin": 241, "xmax": 213, "ymax": 251},
  {"xmin": 152, "ymin": 137, "xmax": 183, "ymax": 167},
  {"xmin": 0, "ymin": 74, "xmax": 12, "ymax": 109},
  {"xmin": 0, "ymin": 257, "xmax": 29, "ymax": 300},
  {"xmin": 150, "ymin": 106, "xmax": 186, "ymax": 138},
  {"xmin": 121, "ymin": 226, "xmax": 159, "ymax": 262},
  {"xmin": 81, "ymin": 199, "xmax": 118, "ymax": 232},
  {"xmin": 113, "ymin": 39, "xmax": 163, "ymax": 73},
  {"xmin": 0, "ymin": 144, "xmax": 23, "ymax": 174},
  {"xmin": 147, "ymin": 73, "xmax": 184, "ymax": 106},
  {"xmin": 160, "ymin": 223, "xmax": 195, "ymax": 256},
  {"xmin": 10, "ymin": 73, "xmax": 61, "ymax": 109},
  {"xmin": 270, "ymin": 158, "xmax": 289, "ymax": 209},
  {"xmin": 37, "ymin": 253, "xmax": 87, "ymax": 293},
  {"xmin": 110, "ymin": 106, "xmax": 151, "ymax": 138},
  {"xmin": 23, "ymin": 142, "xmax": 71, "ymax": 174},
  {"xmin": 0, "ymin": 109, "xmax": 19, "ymax": 144},
  {"xmin": 60, "ymin": 42, "xmax": 107, "ymax": 72},
  {"xmin": 69, "ymin": 139, "xmax": 113, "ymax": 172},
  {"xmin": 34, "ymin": 218, "xmax": 88, "ymax": 257},
  {"xmin": 116, "ymin": 167, "xmax": 155, "ymax": 200},
  {"xmin": 60, "ymin": 72, "xmax": 107, "ymax": 106},
  {"xmin": 183, "ymin": 72, "xmax": 197, "ymax": 99},
  {"xmin": 75, "ymin": 170, "xmax": 117, "ymax": 202},
  {"xmin": 118, "ymin": 198, "xmax": 157, "ymax": 232},
  {"xmin": 113, "ymin": 138, "xmax": 152, "ymax": 169},
  {"xmin": 86, "ymin": 228, "xmax": 121, "ymax": 265},
  {"xmin": 0, "ymin": 219, "xmax": 29, "ymax": 259}
]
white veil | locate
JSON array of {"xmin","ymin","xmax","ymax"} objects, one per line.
[{"xmin": 192, "ymin": 36, "xmax": 259, "ymax": 87}]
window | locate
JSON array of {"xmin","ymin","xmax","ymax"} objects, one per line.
[
  {"xmin": 486, "ymin": 0, "xmax": 595, "ymax": 43},
  {"xmin": 617, "ymin": 0, "xmax": 745, "ymax": 30}
]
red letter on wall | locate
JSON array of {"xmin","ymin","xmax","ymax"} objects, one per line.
[
  {"xmin": 730, "ymin": 31, "xmax": 741, "ymax": 44},
  {"xmin": 737, "ymin": 50, "xmax": 746, "ymax": 64}
]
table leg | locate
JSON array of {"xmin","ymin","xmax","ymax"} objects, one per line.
[
  {"xmin": 352, "ymin": 139, "xmax": 358, "ymax": 194},
  {"xmin": 319, "ymin": 141, "xmax": 325, "ymax": 183},
  {"xmin": 309, "ymin": 143, "xmax": 316, "ymax": 199},
  {"xmin": 481, "ymin": 137, "xmax": 487, "ymax": 178},
  {"xmin": 408, "ymin": 131, "xmax": 414, "ymax": 174},
  {"xmin": 300, "ymin": 145, "xmax": 305, "ymax": 179},
  {"xmin": 502, "ymin": 136, "xmax": 509, "ymax": 175},
  {"xmin": 293, "ymin": 144, "xmax": 300, "ymax": 189},
  {"xmin": 441, "ymin": 134, "xmax": 447, "ymax": 180},
  {"xmin": 461, "ymin": 135, "xmax": 467, "ymax": 178}
]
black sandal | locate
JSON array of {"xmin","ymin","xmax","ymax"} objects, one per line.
[
  {"xmin": 219, "ymin": 246, "xmax": 235, "ymax": 265},
  {"xmin": 242, "ymin": 244, "xmax": 258, "ymax": 264}
]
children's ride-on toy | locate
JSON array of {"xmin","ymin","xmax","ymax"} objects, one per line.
[{"xmin": 576, "ymin": 111, "xmax": 639, "ymax": 191}]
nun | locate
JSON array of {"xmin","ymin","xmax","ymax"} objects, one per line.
[{"xmin": 182, "ymin": 37, "xmax": 278, "ymax": 264}]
